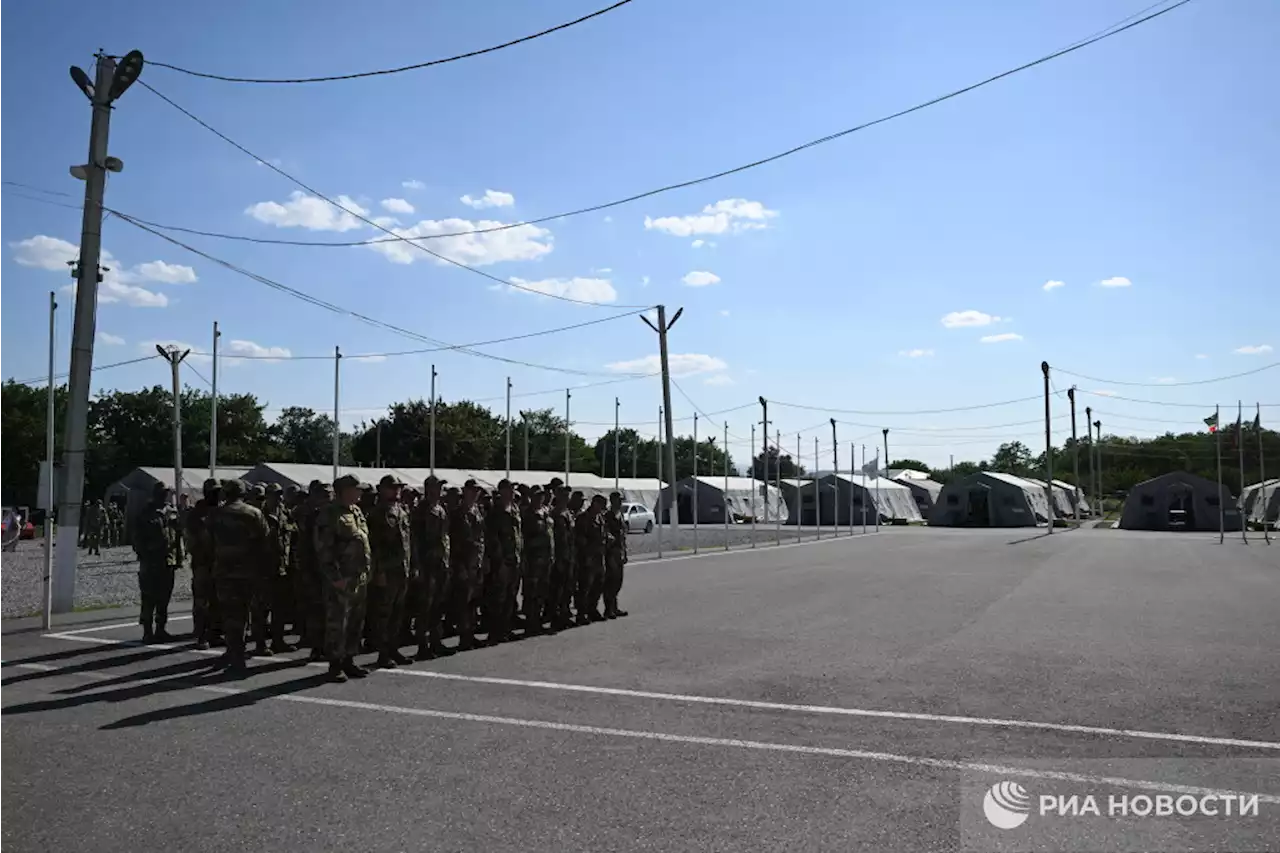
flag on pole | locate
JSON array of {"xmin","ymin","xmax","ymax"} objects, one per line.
[
  {"xmin": 1204, "ymin": 412, "xmax": 1219, "ymax": 433},
  {"xmin": 861, "ymin": 455, "xmax": 880, "ymax": 477}
]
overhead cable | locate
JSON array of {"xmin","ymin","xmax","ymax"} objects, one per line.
[
  {"xmin": 8, "ymin": 354, "xmax": 160, "ymax": 387},
  {"xmin": 773, "ymin": 395, "xmax": 1043, "ymax": 416},
  {"xmin": 1055, "ymin": 361, "xmax": 1278, "ymax": 387},
  {"xmin": 135, "ymin": 79, "xmax": 650, "ymax": 309},
  {"xmin": 143, "ymin": 1, "xmax": 636, "ymax": 84}
]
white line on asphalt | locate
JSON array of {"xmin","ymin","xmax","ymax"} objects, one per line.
[
  {"xmin": 41, "ymin": 632, "xmax": 1280, "ymax": 752},
  {"xmin": 10, "ymin": 661, "xmax": 1280, "ymax": 804},
  {"xmin": 643, "ymin": 529, "xmax": 883, "ymax": 565},
  {"xmin": 50, "ymin": 615, "xmax": 192, "ymax": 636}
]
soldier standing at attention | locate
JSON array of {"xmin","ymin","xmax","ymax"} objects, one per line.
[
  {"xmin": 84, "ymin": 499, "xmax": 103, "ymax": 555},
  {"xmin": 295, "ymin": 480, "xmax": 332, "ymax": 662},
  {"xmin": 521, "ymin": 487, "xmax": 554, "ymax": 636},
  {"xmin": 549, "ymin": 488, "xmax": 576, "ymax": 630},
  {"xmin": 449, "ymin": 479, "xmax": 486, "ymax": 652},
  {"xmin": 209, "ymin": 479, "xmax": 269, "ymax": 675},
  {"xmin": 412, "ymin": 475, "xmax": 452, "ymax": 660},
  {"xmin": 368, "ymin": 474, "xmax": 413, "ymax": 668},
  {"xmin": 574, "ymin": 494, "xmax": 608, "ymax": 625},
  {"xmin": 134, "ymin": 483, "xmax": 182, "ymax": 641},
  {"xmin": 603, "ymin": 492, "xmax": 630, "ymax": 619},
  {"xmin": 256, "ymin": 484, "xmax": 297, "ymax": 655},
  {"xmin": 185, "ymin": 479, "xmax": 221, "ymax": 649},
  {"xmin": 359, "ymin": 483, "xmax": 380, "ymax": 653},
  {"xmin": 484, "ymin": 479, "xmax": 523, "ymax": 645},
  {"xmin": 315, "ymin": 474, "xmax": 372, "ymax": 682}
]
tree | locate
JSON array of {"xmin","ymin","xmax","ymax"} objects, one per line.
[
  {"xmin": 271, "ymin": 406, "xmax": 342, "ymax": 464},
  {"xmin": 990, "ymin": 441, "xmax": 1033, "ymax": 476},
  {"xmin": 1, "ymin": 380, "xmax": 68, "ymax": 507},
  {"xmin": 593, "ymin": 428, "xmax": 660, "ymax": 479},
  {"xmin": 888, "ymin": 458, "xmax": 931, "ymax": 475},
  {"xmin": 749, "ymin": 447, "xmax": 804, "ymax": 480}
]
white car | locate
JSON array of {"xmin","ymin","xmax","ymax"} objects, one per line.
[{"xmin": 622, "ymin": 502, "xmax": 655, "ymax": 534}]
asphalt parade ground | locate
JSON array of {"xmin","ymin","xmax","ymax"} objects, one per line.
[{"xmin": 3, "ymin": 528, "xmax": 1278, "ymax": 852}]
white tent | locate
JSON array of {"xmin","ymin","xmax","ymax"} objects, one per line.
[
  {"xmin": 659, "ymin": 476, "xmax": 789, "ymax": 524},
  {"xmin": 1241, "ymin": 478, "xmax": 1279, "ymax": 528},
  {"xmin": 610, "ymin": 477, "xmax": 667, "ymax": 512},
  {"xmin": 1021, "ymin": 477, "xmax": 1074, "ymax": 518}
]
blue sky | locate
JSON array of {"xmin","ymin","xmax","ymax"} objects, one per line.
[{"xmin": 3, "ymin": 0, "xmax": 1277, "ymax": 471}]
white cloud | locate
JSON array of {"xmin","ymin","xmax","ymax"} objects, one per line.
[
  {"xmin": 347, "ymin": 354, "xmax": 388, "ymax": 363},
  {"xmin": 640, "ymin": 275, "xmax": 651, "ymax": 288},
  {"xmin": 1234, "ymin": 344, "xmax": 1273, "ymax": 355},
  {"xmin": 682, "ymin": 270, "xmax": 721, "ymax": 287},
  {"xmin": 719, "ymin": 309, "xmax": 731, "ymax": 317},
  {"xmin": 1152, "ymin": 376, "xmax": 1177, "ymax": 384},
  {"xmin": 255, "ymin": 157, "xmax": 284, "ymax": 169},
  {"xmin": 134, "ymin": 260, "xmax": 197, "ymax": 284},
  {"xmin": 245, "ymin": 191, "xmax": 369, "ymax": 232},
  {"xmin": 94, "ymin": 279, "xmax": 169, "ymax": 307},
  {"xmin": 603, "ymin": 215, "xmax": 613, "ymax": 223},
  {"xmin": 222, "ymin": 339, "xmax": 292, "ymax": 363},
  {"xmin": 644, "ymin": 198, "xmax": 778, "ymax": 237},
  {"xmin": 1099, "ymin": 276, "xmax": 1132, "ymax": 288},
  {"xmin": 1042, "ymin": 279, "xmax": 1065, "ymax": 291},
  {"xmin": 508, "ymin": 276, "xmax": 617, "ymax": 304},
  {"xmin": 366, "ymin": 218, "xmax": 553, "ymax": 267},
  {"xmin": 941, "ymin": 310, "xmax": 1003, "ymax": 328},
  {"xmin": 704, "ymin": 374, "xmax": 735, "ymax": 386},
  {"xmin": 401, "ymin": 179, "xmax": 426, "ymax": 190},
  {"xmin": 1195, "ymin": 353, "xmax": 1209, "ymax": 359},
  {"xmin": 97, "ymin": 332, "xmax": 125, "ymax": 346},
  {"xmin": 380, "ymin": 198, "xmax": 415, "ymax": 214},
  {"xmin": 643, "ymin": 308, "xmax": 659, "ymax": 325},
  {"xmin": 1092, "ymin": 389, "xmax": 1117, "ymax": 397},
  {"xmin": 605, "ymin": 353, "xmax": 727, "ymax": 377},
  {"xmin": 691, "ymin": 239, "xmax": 705, "ymax": 249},
  {"xmin": 460, "ymin": 189, "xmax": 515, "ymax": 209},
  {"xmin": 979, "ymin": 333, "xmax": 1023, "ymax": 344},
  {"xmin": 899, "ymin": 348, "xmax": 935, "ymax": 358},
  {"xmin": 593, "ymin": 267, "xmax": 612, "ymax": 274},
  {"xmin": 11, "ymin": 235, "xmax": 80, "ymax": 270}
]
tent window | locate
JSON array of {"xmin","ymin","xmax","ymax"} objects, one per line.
[
  {"xmin": 1140, "ymin": 494, "xmax": 1155, "ymax": 507},
  {"xmin": 946, "ymin": 495, "xmax": 958, "ymax": 506}
]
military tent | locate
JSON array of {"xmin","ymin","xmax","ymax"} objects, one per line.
[
  {"xmin": 930, "ymin": 471, "xmax": 1051, "ymax": 527},
  {"xmin": 813, "ymin": 474, "xmax": 921, "ymax": 524},
  {"xmin": 1118, "ymin": 471, "xmax": 1242, "ymax": 532},
  {"xmin": 1241, "ymin": 479, "xmax": 1279, "ymax": 528},
  {"xmin": 1021, "ymin": 477, "xmax": 1074, "ymax": 518},
  {"xmin": 893, "ymin": 476, "xmax": 943, "ymax": 515},
  {"xmin": 1051, "ymin": 479, "xmax": 1092, "ymax": 516},
  {"xmin": 658, "ymin": 476, "xmax": 788, "ymax": 525},
  {"xmin": 609, "ymin": 477, "xmax": 666, "ymax": 512},
  {"xmin": 106, "ymin": 466, "xmax": 254, "ymax": 539}
]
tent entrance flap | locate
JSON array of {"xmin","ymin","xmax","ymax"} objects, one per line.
[{"xmin": 967, "ymin": 485, "xmax": 991, "ymax": 527}]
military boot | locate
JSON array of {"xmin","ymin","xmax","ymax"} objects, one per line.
[
  {"xmin": 327, "ymin": 661, "xmax": 348, "ymax": 683},
  {"xmin": 341, "ymin": 658, "xmax": 369, "ymax": 679},
  {"xmin": 415, "ymin": 642, "xmax": 436, "ymax": 661},
  {"xmin": 253, "ymin": 641, "xmax": 274, "ymax": 657},
  {"xmin": 376, "ymin": 652, "xmax": 398, "ymax": 669},
  {"xmin": 389, "ymin": 648, "xmax": 413, "ymax": 666}
]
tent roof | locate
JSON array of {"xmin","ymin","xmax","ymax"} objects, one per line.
[
  {"xmin": 894, "ymin": 476, "xmax": 943, "ymax": 496},
  {"xmin": 823, "ymin": 473, "xmax": 912, "ymax": 492},
  {"xmin": 132, "ymin": 466, "xmax": 253, "ymax": 492},
  {"xmin": 886, "ymin": 468, "xmax": 931, "ymax": 481}
]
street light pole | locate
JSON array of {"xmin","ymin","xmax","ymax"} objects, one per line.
[{"xmin": 642, "ymin": 306, "xmax": 682, "ymax": 529}]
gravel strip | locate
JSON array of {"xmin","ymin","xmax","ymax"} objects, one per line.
[{"xmin": 1, "ymin": 524, "xmax": 887, "ymax": 616}]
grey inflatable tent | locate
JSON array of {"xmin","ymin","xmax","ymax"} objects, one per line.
[
  {"xmin": 929, "ymin": 471, "xmax": 1051, "ymax": 527},
  {"xmin": 1241, "ymin": 479, "xmax": 1279, "ymax": 528},
  {"xmin": 893, "ymin": 476, "xmax": 943, "ymax": 515},
  {"xmin": 815, "ymin": 474, "xmax": 922, "ymax": 524},
  {"xmin": 1118, "ymin": 471, "xmax": 1242, "ymax": 532}
]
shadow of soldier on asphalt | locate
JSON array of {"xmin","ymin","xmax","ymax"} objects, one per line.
[
  {"xmin": 0, "ymin": 645, "xmax": 186, "ymax": 687},
  {"xmin": 98, "ymin": 668, "xmax": 333, "ymax": 730}
]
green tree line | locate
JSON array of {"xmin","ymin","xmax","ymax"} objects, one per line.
[{"xmin": 1, "ymin": 381, "xmax": 733, "ymax": 506}]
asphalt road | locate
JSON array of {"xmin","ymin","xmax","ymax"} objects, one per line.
[{"xmin": 3, "ymin": 528, "xmax": 1278, "ymax": 852}]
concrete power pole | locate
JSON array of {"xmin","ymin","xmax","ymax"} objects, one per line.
[
  {"xmin": 642, "ymin": 306, "xmax": 682, "ymax": 529},
  {"xmin": 614, "ymin": 397, "xmax": 621, "ymax": 492},
  {"xmin": 882, "ymin": 429, "xmax": 890, "ymax": 478},
  {"xmin": 1042, "ymin": 361, "xmax": 1053, "ymax": 534},
  {"xmin": 505, "ymin": 377, "xmax": 512, "ymax": 480},
  {"xmin": 1067, "ymin": 386, "xmax": 1080, "ymax": 522},
  {"xmin": 429, "ymin": 365, "xmax": 437, "ymax": 475},
  {"xmin": 53, "ymin": 50, "xmax": 145, "ymax": 614},
  {"xmin": 156, "ymin": 346, "xmax": 191, "ymax": 498},
  {"xmin": 758, "ymin": 396, "xmax": 771, "ymax": 524},
  {"xmin": 332, "ymin": 347, "xmax": 342, "ymax": 481},
  {"xmin": 43, "ymin": 292, "xmax": 58, "ymax": 630},
  {"xmin": 1085, "ymin": 405, "xmax": 1095, "ymax": 507},
  {"xmin": 209, "ymin": 321, "xmax": 220, "ymax": 478}
]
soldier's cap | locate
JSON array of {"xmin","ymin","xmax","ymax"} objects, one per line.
[
  {"xmin": 250, "ymin": 483, "xmax": 267, "ymax": 496},
  {"xmin": 151, "ymin": 482, "xmax": 171, "ymax": 496},
  {"xmin": 610, "ymin": 491, "xmax": 622, "ymax": 500},
  {"xmin": 424, "ymin": 475, "xmax": 446, "ymax": 487},
  {"xmin": 591, "ymin": 493, "xmax": 607, "ymax": 505},
  {"xmin": 571, "ymin": 490, "xmax": 584, "ymax": 500},
  {"xmin": 378, "ymin": 473, "xmax": 405, "ymax": 488},
  {"xmin": 221, "ymin": 479, "xmax": 245, "ymax": 499},
  {"xmin": 463, "ymin": 478, "xmax": 478, "ymax": 489},
  {"xmin": 202, "ymin": 478, "xmax": 220, "ymax": 494},
  {"xmin": 360, "ymin": 482, "xmax": 375, "ymax": 491},
  {"xmin": 549, "ymin": 477, "xmax": 565, "ymax": 487},
  {"xmin": 333, "ymin": 473, "xmax": 362, "ymax": 492},
  {"xmin": 307, "ymin": 479, "xmax": 328, "ymax": 495},
  {"xmin": 284, "ymin": 484, "xmax": 300, "ymax": 495},
  {"xmin": 265, "ymin": 483, "xmax": 283, "ymax": 495},
  {"xmin": 497, "ymin": 479, "xmax": 514, "ymax": 491},
  {"xmin": 445, "ymin": 486, "xmax": 461, "ymax": 495}
]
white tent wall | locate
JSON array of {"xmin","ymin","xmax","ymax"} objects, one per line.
[
  {"xmin": 827, "ymin": 474, "xmax": 922, "ymax": 523},
  {"xmin": 1241, "ymin": 479, "xmax": 1279, "ymax": 527},
  {"xmin": 612, "ymin": 477, "xmax": 667, "ymax": 513},
  {"xmin": 660, "ymin": 476, "xmax": 788, "ymax": 524},
  {"xmin": 1021, "ymin": 477, "xmax": 1073, "ymax": 518}
]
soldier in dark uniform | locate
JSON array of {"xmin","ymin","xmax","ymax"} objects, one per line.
[
  {"xmin": 256, "ymin": 483, "xmax": 297, "ymax": 655},
  {"xmin": 367, "ymin": 474, "xmax": 413, "ymax": 668},
  {"xmin": 315, "ymin": 474, "xmax": 373, "ymax": 682},
  {"xmin": 449, "ymin": 479, "xmax": 486, "ymax": 652},
  {"xmin": 603, "ymin": 491, "xmax": 630, "ymax": 619},
  {"xmin": 295, "ymin": 480, "xmax": 332, "ymax": 661},
  {"xmin": 548, "ymin": 488, "xmax": 576, "ymax": 630},
  {"xmin": 484, "ymin": 479, "xmax": 523, "ymax": 645},
  {"xmin": 412, "ymin": 475, "xmax": 452, "ymax": 660},
  {"xmin": 134, "ymin": 483, "xmax": 182, "ymax": 641},
  {"xmin": 209, "ymin": 479, "xmax": 269, "ymax": 675},
  {"xmin": 574, "ymin": 494, "xmax": 608, "ymax": 625},
  {"xmin": 185, "ymin": 478, "xmax": 221, "ymax": 649},
  {"xmin": 521, "ymin": 487, "xmax": 554, "ymax": 635}
]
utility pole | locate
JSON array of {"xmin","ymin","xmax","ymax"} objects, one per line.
[
  {"xmin": 1042, "ymin": 362, "xmax": 1053, "ymax": 534},
  {"xmin": 882, "ymin": 428, "xmax": 890, "ymax": 478},
  {"xmin": 1095, "ymin": 418, "xmax": 1104, "ymax": 516},
  {"xmin": 849, "ymin": 442, "xmax": 856, "ymax": 537},
  {"xmin": 332, "ymin": 347, "xmax": 342, "ymax": 480},
  {"xmin": 156, "ymin": 346, "xmax": 191, "ymax": 498},
  {"xmin": 758, "ymin": 396, "xmax": 772, "ymax": 524},
  {"xmin": 614, "ymin": 397, "xmax": 621, "ymax": 491},
  {"xmin": 564, "ymin": 389, "xmax": 571, "ymax": 484},
  {"xmin": 656, "ymin": 406, "xmax": 664, "ymax": 555},
  {"xmin": 1085, "ymin": 405, "xmax": 1095, "ymax": 509},
  {"xmin": 642, "ymin": 305, "xmax": 682, "ymax": 528},
  {"xmin": 429, "ymin": 365, "xmax": 437, "ymax": 475},
  {"xmin": 814, "ymin": 436, "xmax": 821, "ymax": 539},
  {"xmin": 861, "ymin": 445, "xmax": 868, "ymax": 533},
  {"xmin": 375, "ymin": 419, "xmax": 382, "ymax": 468},
  {"xmin": 723, "ymin": 421, "xmax": 730, "ymax": 551},
  {"xmin": 774, "ymin": 430, "xmax": 782, "ymax": 543},
  {"xmin": 830, "ymin": 419, "xmax": 839, "ymax": 534},
  {"xmin": 1067, "ymin": 387, "xmax": 1080, "ymax": 522},
  {"xmin": 693, "ymin": 412, "xmax": 699, "ymax": 553},
  {"xmin": 42, "ymin": 290, "xmax": 57, "ymax": 625},
  {"xmin": 504, "ymin": 377, "xmax": 512, "ymax": 479},
  {"xmin": 522, "ymin": 411, "xmax": 530, "ymax": 471},
  {"xmin": 209, "ymin": 321, "xmax": 220, "ymax": 478},
  {"xmin": 750, "ymin": 423, "xmax": 757, "ymax": 545},
  {"xmin": 53, "ymin": 50, "xmax": 144, "ymax": 615},
  {"xmin": 1238, "ymin": 401, "xmax": 1248, "ymax": 544}
]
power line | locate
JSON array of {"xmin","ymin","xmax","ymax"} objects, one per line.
[
  {"xmin": 119, "ymin": 0, "xmax": 1191, "ymax": 249},
  {"xmin": 184, "ymin": 360, "xmax": 213, "ymax": 388},
  {"xmin": 8, "ymin": 354, "xmax": 160, "ymax": 387},
  {"xmin": 111, "ymin": 211, "xmax": 647, "ymax": 378},
  {"xmin": 773, "ymin": 395, "xmax": 1043, "ymax": 416},
  {"xmin": 136, "ymin": 80, "xmax": 649, "ymax": 310},
  {"xmin": 143, "ymin": 0, "xmax": 636, "ymax": 84},
  {"xmin": 1054, "ymin": 361, "xmax": 1278, "ymax": 387}
]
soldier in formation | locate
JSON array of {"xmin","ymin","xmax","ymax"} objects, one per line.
[{"xmin": 174, "ymin": 473, "xmax": 633, "ymax": 681}]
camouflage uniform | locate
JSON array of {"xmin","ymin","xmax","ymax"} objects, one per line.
[
  {"xmin": 134, "ymin": 484, "xmax": 182, "ymax": 640},
  {"xmin": 603, "ymin": 494, "xmax": 629, "ymax": 619},
  {"xmin": 411, "ymin": 481, "xmax": 451, "ymax": 658},
  {"xmin": 449, "ymin": 488, "xmax": 486, "ymax": 651},
  {"xmin": 367, "ymin": 478, "xmax": 412, "ymax": 666},
  {"xmin": 184, "ymin": 479, "xmax": 221, "ymax": 647},
  {"xmin": 574, "ymin": 497, "xmax": 608, "ymax": 624},
  {"xmin": 84, "ymin": 500, "xmax": 103, "ymax": 555},
  {"xmin": 521, "ymin": 490, "xmax": 554, "ymax": 633},
  {"xmin": 484, "ymin": 482, "xmax": 523, "ymax": 643},
  {"xmin": 548, "ymin": 492, "xmax": 576, "ymax": 629},
  {"xmin": 255, "ymin": 486, "xmax": 297, "ymax": 654},
  {"xmin": 294, "ymin": 481, "xmax": 331, "ymax": 658},
  {"xmin": 315, "ymin": 477, "xmax": 372, "ymax": 668},
  {"xmin": 210, "ymin": 480, "xmax": 269, "ymax": 671}
]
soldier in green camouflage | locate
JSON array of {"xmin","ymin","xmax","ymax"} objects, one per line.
[
  {"xmin": 134, "ymin": 482, "xmax": 182, "ymax": 641},
  {"xmin": 316, "ymin": 474, "xmax": 372, "ymax": 682},
  {"xmin": 412, "ymin": 475, "xmax": 452, "ymax": 660},
  {"xmin": 548, "ymin": 488, "xmax": 576, "ymax": 630},
  {"xmin": 574, "ymin": 494, "xmax": 608, "ymax": 625},
  {"xmin": 185, "ymin": 479, "xmax": 221, "ymax": 649},
  {"xmin": 84, "ymin": 499, "xmax": 103, "ymax": 555},
  {"xmin": 295, "ymin": 480, "xmax": 332, "ymax": 661},
  {"xmin": 367, "ymin": 474, "xmax": 413, "ymax": 668},
  {"xmin": 484, "ymin": 479, "xmax": 523, "ymax": 644},
  {"xmin": 255, "ymin": 483, "xmax": 297, "ymax": 655},
  {"xmin": 603, "ymin": 491, "xmax": 630, "ymax": 619},
  {"xmin": 449, "ymin": 479, "xmax": 486, "ymax": 652},
  {"xmin": 209, "ymin": 479, "xmax": 269, "ymax": 674},
  {"xmin": 521, "ymin": 487, "xmax": 554, "ymax": 635}
]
